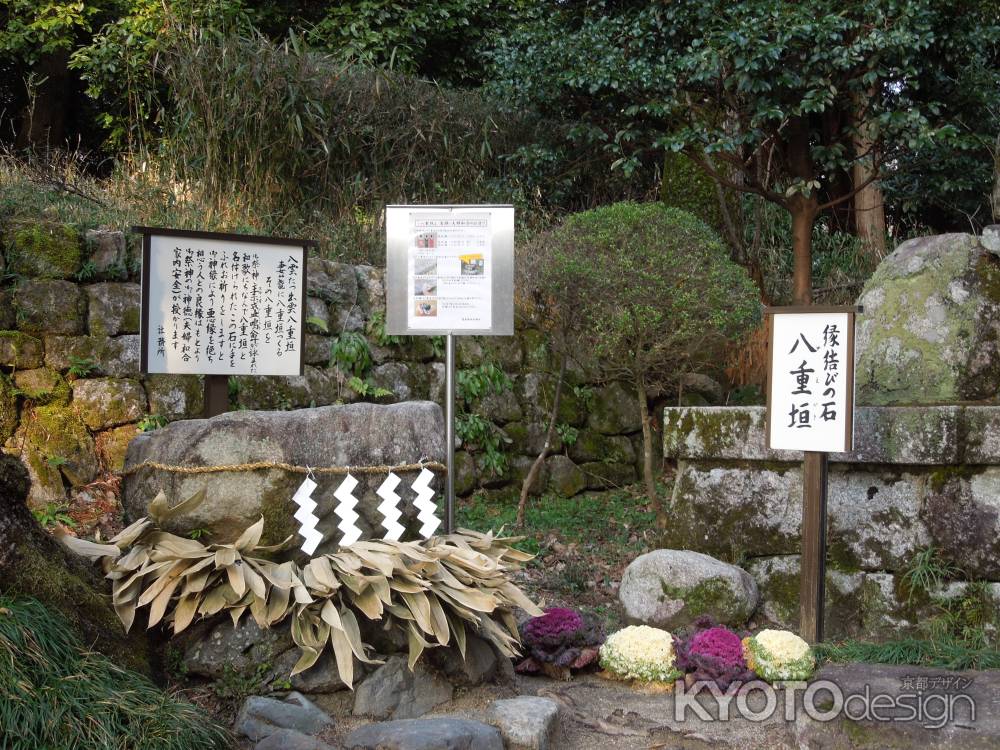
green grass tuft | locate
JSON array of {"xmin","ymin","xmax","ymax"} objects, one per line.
[
  {"xmin": 0, "ymin": 596, "xmax": 232, "ymax": 750},
  {"xmin": 815, "ymin": 638, "xmax": 1000, "ymax": 671}
]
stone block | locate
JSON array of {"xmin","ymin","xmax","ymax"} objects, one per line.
[
  {"xmin": 86, "ymin": 282, "xmax": 140, "ymax": 336},
  {"xmin": 5, "ymin": 221, "xmax": 81, "ymax": 279},
  {"xmin": 122, "ymin": 402, "xmax": 445, "ymax": 549},
  {"xmin": 143, "ymin": 374, "xmax": 204, "ymax": 419},
  {"xmin": 0, "ymin": 332, "xmax": 43, "ymax": 368},
  {"xmin": 45, "ymin": 335, "xmax": 140, "ymax": 378},
  {"xmin": 14, "ymin": 280, "xmax": 85, "ymax": 335},
  {"xmin": 71, "ymin": 377, "xmax": 146, "ymax": 430}
]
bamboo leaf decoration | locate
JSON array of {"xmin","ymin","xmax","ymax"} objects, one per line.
[{"xmin": 63, "ymin": 490, "xmax": 543, "ymax": 689}]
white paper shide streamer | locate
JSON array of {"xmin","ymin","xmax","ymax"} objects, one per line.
[
  {"xmin": 376, "ymin": 472, "xmax": 405, "ymax": 541},
  {"xmin": 412, "ymin": 468, "xmax": 440, "ymax": 538},
  {"xmin": 334, "ymin": 473, "xmax": 363, "ymax": 547},
  {"xmin": 292, "ymin": 477, "xmax": 324, "ymax": 555}
]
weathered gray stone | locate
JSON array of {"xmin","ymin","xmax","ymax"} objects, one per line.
[
  {"xmin": 143, "ymin": 374, "xmax": 204, "ymax": 419},
  {"xmin": 332, "ymin": 302, "xmax": 367, "ymax": 334},
  {"xmin": 86, "ymin": 282, "xmax": 140, "ymax": 336},
  {"xmin": 746, "ymin": 555, "xmax": 865, "ymax": 639},
  {"xmin": 371, "ymin": 362, "xmax": 424, "ymax": 401},
  {"xmin": 982, "ymin": 225, "xmax": 1000, "ymax": 254},
  {"xmin": 426, "ymin": 633, "xmax": 498, "ymax": 687},
  {"xmin": 6, "ymin": 221, "xmax": 81, "ymax": 279},
  {"xmin": 507, "ymin": 455, "xmax": 548, "ymax": 497},
  {"xmin": 71, "ymin": 377, "xmax": 146, "ymax": 430},
  {"xmin": 95, "ymin": 423, "xmax": 138, "ymax": 472},
  {"xmin": 679, "ymin": 372, "xmax": 725, "ymax": 404},
  {"xmin": 355, "ymin": 265, "xmax": 385, "ymax": 320},
  {"xmin": 352, "ymin": 655, "xmax": 453, "ymax": 720},
  {"xmin": 428, "ymin": 362, "xmax": 445, "ymax": 403},
  {"xmin": 306, "ymin": 297, "xmax": 331, "ymax": 334},
  {"xmin": 487, "ymin": 697, "xmax": 560, "ymax": 750},
  {"xmin": 13, "ymin": 402, "xmax": 97, "ymax": 487},
  {"xmin": 45, "ymin": 335, "xmax": 140, "ymax": 378},
  {"xmin": 4, "ymin": 438, "xmax": 65, "ymax": 507},
  {"xmin": 505, "ymin": 421, "xmax": 561, "ymax": 457},
  {"xmin": 14, "ymin": 280, "xmax": 85, "ymax": 335},
  {"xmin": 345, "ymin": 718, "xmax": 503, "ymax": 750},
  {"xmin": 568, "ymin": 430, "xmax": 635, "ymax": 465},
  {"xmin": 0, "ymin": 332, "xmax": 44, "ymax": 368},
  {"xmin": 855, "ymin": 233, "xmax": 1000, "ymax": 404},
  {"xmin": 587, "ymin": 382, "xmax": 641, "ymax": 435},
  {"xmin": 13, "ymin": 367, "xmax": 67, "ymax": 403},
  {"xmin": 183, "ymin": 618, "xmax": 294, "ymax": 680},
  {"xmin": 663, "ymin": 405, "xmax": 1000, "ymax": 466},
  {"xmin": 453, "ymin": 450, "xmax": 478, "ymax": 496},
  {"xmin": 236, "ymin": 692, "xmax": 334, "ymax": 741},
  {"xmin": 235, "ymin": 373, "xmax": 312, "ymax": 410},
  {"xmin": 84, "ymin": 229, "xmax": 128, "ymax": 278},
  {"xmin": 478, "ymin": 392, "xmax": 523, "ymax": 424},
  {"xmin": 255, "ymin": 728, "xmax": 338, "ymax": 750},
  {"xmin": 578, "ymin": 461, "xmax": 636, "ymax": 490},
  {"xmin": 456, "ymin": 338, "xmax": 485, "ymax": 367},
  {"xmin": 304, "ymin": 334, "xmax": 332, "ymax": 366},
  {"xmin": 544, "ymin": 455, "xmax": 586, "ymax": 497},
  {"xmin": 922, "ymin": 467, "xmax": 1000, "ymax": 579},
  {"xmin": 619, "ymin": 549, "xmax": 759, "ymax": 629},
  {"xmin": 122, "ymin": 402, "xmax": 445, "ymax": 549},
  {"xmin": 289, "ymin": 651, "xmax": 351, "ymax": 694},
  {"xmin": 308, "ymin": 258, "xmax": 358, "ymax": 305}
]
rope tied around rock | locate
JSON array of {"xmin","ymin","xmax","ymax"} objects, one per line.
[{"xmin": 118, "ymin": 459, "xmax": 447, "ymax": 478}]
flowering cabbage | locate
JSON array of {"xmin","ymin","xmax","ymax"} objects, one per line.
[
  {"xmin": 599, "ymin": 625, "xmax": 682, "ymax": 683},
  {"xmin": 742, "ymin": 629, "xmax": 815, "ymax": 682},
  {"xmin": 674, "ymin": 619, "xmax": 754, "ymax": 689},
  {"xmin": 516, "ymin": 608, "xmax": 604, "ymax": 674}
]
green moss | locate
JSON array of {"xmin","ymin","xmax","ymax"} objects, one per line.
[
  {"xmin": 6, "ymin": 221, "xmax": 82, "ymax": 279},
  {"xmin": 13, "ymin": 367, "xmax": 70, "ymax": 405},
  {"xmin": 25, "ymin": 403, "xmax": 96, "ymax": 486},
  {"xmin": 10, "ymin": 540, "xmax": 150, "ymax": 674},
  {"xmin": 0, "ymin": 376, "xmax": 17, "ymax": 442},
  {"xmin": 664, "ymin": 408, "xmax": 755, "ymax": 457},
  {"xmin": 259, "ymin": 483, "xmax": 298, "ymax": 547},
  {"xmin": 928, "ymin": 465, "xmax": 978, "ymax": 493},
  {"xmin": 661, "ymin": 577, "xmax": 732, "ymax": 616},
  {"xmin": 975, "ymin": 253, "xmax": 1000, "ymax": 303}
]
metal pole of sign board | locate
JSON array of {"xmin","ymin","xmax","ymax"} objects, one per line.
[
  {"xmin": 445, "ymin": 334, "xmax": 456, "ymax": 533},
  {"xmin": 765, "ymin": 305, "xmax": 860, "ymax": 645},
  {"xmin": 384, "ymin": 205, "xmax": 515, "ymax": 535}
]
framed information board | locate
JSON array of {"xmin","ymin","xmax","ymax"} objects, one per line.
[
  {"xmin": 136, "ymin": 227, "xmax": 315, "ymax": 376},
  {"xmin": 765, "ymin": 307, "xmax": 858, "ymax": 453},
  {"xmin": 384, "ymin": 205, "xmax": 514, "ymax": 336}
]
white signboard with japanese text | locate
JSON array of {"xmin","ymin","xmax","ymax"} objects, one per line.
[
  {"xmin": 385, "ymin": 205, "xmax": 514, "ymax": 336},
  {"xmin": 766, "ymin": 309, "xmax": 857, "ymax": 452},
  {"xmin": 138, "ymin": 228, "xmax": 311, "ymax": 376}
]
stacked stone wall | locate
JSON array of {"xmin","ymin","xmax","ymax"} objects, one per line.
[{"xmin": 0, "ymin": 221, "xmax": 645, "ymax": 507}]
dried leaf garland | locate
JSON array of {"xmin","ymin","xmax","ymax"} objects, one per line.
[{"xmin": 62, "ymin": 493, "xmax": 542, "ymax": 689}]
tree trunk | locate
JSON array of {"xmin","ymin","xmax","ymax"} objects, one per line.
[
  {"xmin": 516, "ymin": 355, "xmax": 567, "ymax": 527},
  {"xmin": 0, "ymin": 455, "xmax": 151, "ymax": 674},
  {"xmin": 636, "ymin": 378, "xmax": 657, "ymax": 502},
  {"xmin": 993, "ymin": 133, "xmax": 1000, "ymax": 222},
  {"xmin": 851, "ymin": 92, "xmax": 886, "ymax": 257},
  {"xmin": 15, "ymin": 51, "xmax": 71, "ymax": 149},
  {"xmin": 791, "ymin": 197, "xmax": 818, "ymax": 305}
]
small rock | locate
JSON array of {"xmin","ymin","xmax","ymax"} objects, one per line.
[
  {"xmin": 486, "ymin": 697, "xmax": 560, "ymax": 750},
  {"xmin": 344, "ymin": 718, "xmax": 503, "ymax": 750},
  {"xmin": 0, "ymin": 333, "xmax": 44, "ymax": 369},
  {"xmin": 586, "ymin": 381, "xmax": 641, "ymax": 435},
  {"xmin": 619, "ymin": 549, "xmax": 759, "ymax": 630},
  {"xmin": 352, "ymin": 655, "xmax": 453, "ymax": 720},
  {"xmin": 86, "ymin": 282, "xmax": 141, "ymax": 336},
  {"xmin": 426, "ymin": 633, "xmax": 498, "ymax": 686},
  {"xmin": 143, "ymin": 374, "xmax": 204, "ymax": 419},
  {"xmin": 255, "ymin": 728, "xmax": 338, "ymax": 750},
  {"xmin": 545, "ymin": 455, "xmax": 586, "ymax": 497},
  {"xmin": 679, "ymin": 372, "xmax": 725, "ymax": 404},
  {"xmin": 306, "ymin": 297, "xmax": 331, "ymax": 333},
  {"xmin": 308, "ymin": 258, "xmax": 359, "ymax": 305},
  {"xmin": 71, "ymin": 377, "xmax": 146, "ymax": 430},
  {"xmin": 235, "ymin": 692, "xmax": 334, "ymax": 741},
  {"xmin": 184, "ymin": 618, "xmax": 295, "ymax": 679},
  {"xmin": 85, "ymin": 229, "xmax": 129, "ymax": 278}
]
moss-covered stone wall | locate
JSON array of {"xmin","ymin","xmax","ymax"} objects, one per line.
[{"xmin": 1, "ymin": 220, "xmax": 649, "ymax": 508}]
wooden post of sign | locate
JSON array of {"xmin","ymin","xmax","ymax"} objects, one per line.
[
  {"xmin": 800, "ymin": 451, "xmax": 828, "ymax": 642},
  {"xmin": 204, "ymin": 375, "xmax": 229, "ymax": 418}
]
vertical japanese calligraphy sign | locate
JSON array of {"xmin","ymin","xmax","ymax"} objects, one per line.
[
  {"xmin": 765, "ymin": 305, "xmax": 860, "ymax": 645},
  {"xmin": 134, "ymin": 227, "xmax": 316, "ymax": 413},
  {"xmin": 765, "ymin": 307, "xmax": 858, "ymax": 452}
]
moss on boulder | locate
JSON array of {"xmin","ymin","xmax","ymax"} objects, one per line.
[
  {"xmin": 0, "ymin": 330, "xmax": 43, "ymax": 368},
  {"xmin": 5, "ymin": 221, "xmax": 82, "ymax": 279},
  {"xmin": 22, "ymin": 402, "xmax": 97, "ymax": 487},
  {"xmin": 0, "ymin": 376, "xmax": 18, "ymax": 442},
  {"xmin": 12, "ymin": 367, "xmax": 70, "ymax": 405}
]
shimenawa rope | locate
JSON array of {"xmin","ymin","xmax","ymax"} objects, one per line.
[{"xmin": 118, "ymin": 460, "xmax": 447, "ymax": 478}]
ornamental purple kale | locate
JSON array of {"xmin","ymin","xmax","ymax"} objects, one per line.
[
  {"xmin": 674, "ymin": 617, "xmax": 754, "ymax": 690},
  {"xmin": 516, "ymin": 607, "xmax": 604, "ymax": 676}
]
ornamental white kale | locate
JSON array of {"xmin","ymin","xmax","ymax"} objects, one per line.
[
  {"xmin": 599, "ymin": 625, "xmax": 682, "ymax": 682},
  {"xmin": 742, "ymin": 629, "xmax": 816, "ymax": 682}
]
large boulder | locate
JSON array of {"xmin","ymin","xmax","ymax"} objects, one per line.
[
  {"xmin": 619, "ymin": 549, "xmax": 759, "ymax": 629},
  {"xmin": 122, "ymin": 402, "xmax": 445, "ymax": 550},
  {"xmin": 856, "ymin": 232, "xmax": 1000, "ymax": 405}
]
